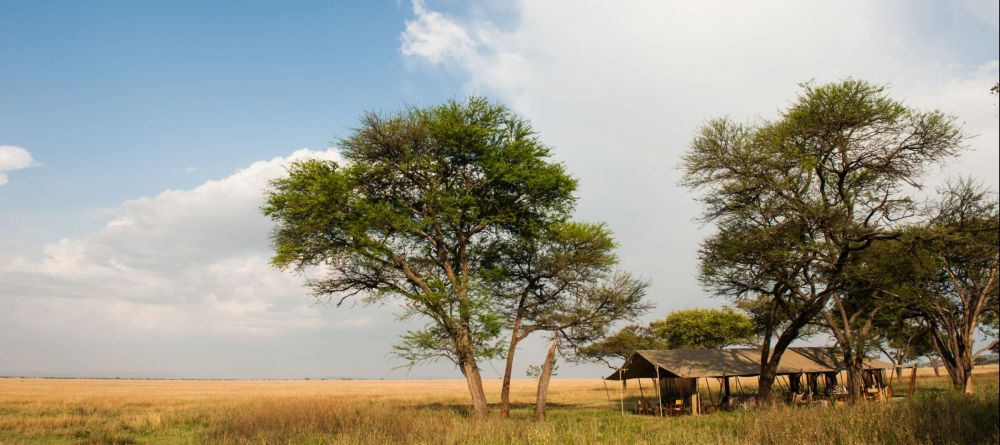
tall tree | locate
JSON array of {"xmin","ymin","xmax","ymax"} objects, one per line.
[
  {"xmin": 263, "ymin": 97, "xmax": 576, "ymax": 417},
  {"xmin": 916, "ymin": 179, "xmax": 999, "ymax": 394},
  {"xmin": 683, "ymin": 80, "xmax": 963, "ymax": 401}
]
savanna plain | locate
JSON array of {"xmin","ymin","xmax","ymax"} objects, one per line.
[{"xmin": 1, "ymin": 368, "xmax": 997, "ymax": 445}]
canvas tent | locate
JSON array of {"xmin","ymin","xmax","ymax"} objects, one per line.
[{"xmin": 606, "ymin": 347, "xmax": 893, "ymax": 416}]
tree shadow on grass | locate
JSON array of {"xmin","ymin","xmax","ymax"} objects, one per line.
[{"xmin": 411, "ymin": 402, "xmax": 573, "ymax": 417}]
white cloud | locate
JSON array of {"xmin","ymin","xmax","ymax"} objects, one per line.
[
  {"xmin": 0, "ymin": 149, "xmax": 362, "ymax": 337},
  {"xmin": 401, "ymin": 0, "xmax": 528, "ymax": 101},
  {"xmin": 0, "ymin": 145, "xmax": 36, "ymax": 186},
  {"xmin": 400, "ymin": 0, "xmax": 1000, "ymax": 316}
]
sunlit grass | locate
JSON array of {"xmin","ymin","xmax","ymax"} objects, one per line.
[{"xmin": 0, "ymin": 369, "xmax": 996, "ymax": 444}]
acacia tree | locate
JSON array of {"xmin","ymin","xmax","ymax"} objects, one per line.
[
  {"xmin": 683, "ymin": 80, "xmax": 963, "ymax": 401},
  {"xmin": 484, "ymin": 222, "xmax": 648, "ymax": 420},
  {"xmin": 483, "ymin": 221, "xmax": 650, "ymax": 419},
  {"xmin": 531, "ymin": 272, "xmax": 649, "ymax": 420},
  {"xmin": 575, "ymin": 324, "xmax": 666, "ymax": 368},
  {"xmin": 874, "ymin": 315, "xmax": 934, "ymax": 378},
  {"xmin": 649, "ymin": 308, "xmax": 756, "ymax": 349},
  {"xmin": 819, "ymin": 235, "xmax": 932, "ymax": 400},
  {"xmin": 263, "ymin": 97, "xmax": 576, "ymax": 418},
  {"xmin": 917, "ymin": 180, "xmax": 999, "ymax": 393},
  {"xmin": 576, "ymin": 307, "xmax": 755, "ymax": 368}
]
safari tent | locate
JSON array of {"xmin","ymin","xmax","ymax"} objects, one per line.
[{"xmin": 605, "ymin": 347, "xmax": 893, "ymax": 416}]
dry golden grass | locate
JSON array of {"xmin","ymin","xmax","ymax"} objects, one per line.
[{"xmin": 0, "ymin": 368, "xmax": 996, "ymax": 445}]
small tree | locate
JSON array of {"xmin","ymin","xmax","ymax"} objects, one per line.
[
  {"xmin": 483, "ymin": 221, "xmax": 651, "ymax": 418},
  {"xmin": 575, "ymin": 324, "xmax": 665, "ymax": 368},
  {"xmin": 263, "ymin": 97, "xmax": 576, "ymax": 417},
  {"xmin": 649, "ymin": 308, "xmax": 756, "ymax": 349},
  {"xmin": 576, "ymin": 307, "xmax": 755, "ymax": 371},
  {"xmin": 916, "ymin": 179, "xmax": 999, "ymax": 394},
  {"xmin": 531, "ymin": 272, "xmax": 649, "ymax": 420},
  {"xmin": 874, "ymin": 313, "xmax": 934, "ymax": 378},
  {"xmin": 820, "ymin": 235, "xmax": 936, "ymax": 400}
]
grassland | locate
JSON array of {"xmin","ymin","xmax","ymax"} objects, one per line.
[{"xmin": 0, "ymin": 367, "xmax": 996, "ymax": 445}]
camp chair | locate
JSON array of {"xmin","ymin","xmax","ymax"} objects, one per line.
[
  {"xmin": 635, "ymin": 399, "xmax": 654, "ymax": 415},
  {"xmin": 791, "ymin": 393, "xmax": 804, "ymax": 405},
  {"xmin": 667, "ymin": 399, "xmax": 685, "ymax": 416},
  {"xmin": 864, "ymin": 387, "xmax": 880, "ymax": 402}
]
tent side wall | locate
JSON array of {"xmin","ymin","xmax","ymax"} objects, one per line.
[{"xmin": 659, "ymin": 377, "xmax": 697, "ymax": 403}]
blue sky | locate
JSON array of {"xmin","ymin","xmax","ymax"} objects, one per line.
[
  {"xmin": 2, "ymin": 1, "xmax": 436, "ymax": 209},
  {"xmin": 0, "ymin": 0, "xmax": 997, "ymax": 379}
]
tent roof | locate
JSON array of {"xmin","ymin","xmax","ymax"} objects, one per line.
[{"xmin": 605, "ymin": 347, "xmax": 893, "ymax": 380}]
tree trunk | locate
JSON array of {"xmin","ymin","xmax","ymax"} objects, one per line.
[
  {"xmin": 962, "ymin": 368, "xmax": 974, "ymax": 394},
  {"xmin": 844, "ymin": 355, "xmax": 864, "ymax": 403},
  {"xmin": 959, "ymin": 345, "xmax": 975, "ymax": 395},
  {"xmin": 499, "ymin": 319, "xmax": 523, "ymax": 417},
  {"xmin": 456, "ymin": 330, "xmax": 489, "ymax": 418},
  {"xmin": 930, "ymin": 357, "xmax": 940, "ymax": 376},
  {"xmin": 460, "ymin": 359, "xmax": 490, "ymax": 418},
  {"xmin": 534, "ymin": 337, "xmax": 559, "ymax": 421},
  {"xmin": 757, "ymin": 312, "xmax": 806, "ymax": 402},
  {"xmin": 950, "ymin": 361, "xmax": 973, "ymax": 394},
  {"xmin": 758, "ymin": 363, "xmax": 777, "ymax": 402},
  {"xmin": 758, "ymin": 299, "xmax": 778, "ymax": 402}
]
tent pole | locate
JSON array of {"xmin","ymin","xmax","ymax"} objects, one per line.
[
  {"xmin": 650, "ymin": 377, "xmax": 657, "ymax": 416},
  {"xmin": 704, "ymin": 377, "xmax": 716, "ymax": 407},
  {"xmin": 619, "ymin": 369, "xmax": 625, "ymax": 416},
  {"xmin": 655, "ymin": 366, "xmax": 663, "ymax": 417}
]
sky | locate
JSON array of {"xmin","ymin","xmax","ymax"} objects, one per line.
[{"xmin": 0, "ymin": 0, "xmax": 997, "ymax": 380}]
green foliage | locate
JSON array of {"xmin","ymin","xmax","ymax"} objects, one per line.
[
  {"xmin": 913, "ymin": 179, "xmax": 999, "ymax": 387},
  {"xmin": 682, "ymin": 79, "xmax": 965, "ymax": 396},
  {"xmin": 577, "ymin": 307, "xmax": 755, "ymax": 367},
  {"xmin": 649, "ymin": 308, "xmax": 756, "ymax": 350},
  {"xmin": 575, "ymin": 324, "xmax": 666, "ymax": 368},
  {"xmin": 262, "ymin": 97, "xmax": 577, "ymax": 371},
  {"xmin": 525, "ymin": 361, "xmax": 559, "ymax": 378},
  {"xmin": 684, "ymin": 80, "xmax": 962, "ymax": 305},
  {"xmin": 484, "ymin": 219, "xmax": 651, "ymax": 365}
]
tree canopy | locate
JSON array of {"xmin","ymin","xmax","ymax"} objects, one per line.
[
  {"xmin": 576, "ymin": 307, "xmax": 755, "ymax": 368},
  {"xmin": 482, "ymin": 220, "xmax": 650, "ymax": 418},
  {"xmin": 649, "ymin": 308, "xmax": 756, "ymax": 350},
  {"xmin": 263, "ymin": 97, "xmax": 577, "ymax": 417},
  {"xmin": 915, "ymin": 179, "xmax": 999, "ymax": 393},
  {"xmin": 682, "ymin": 79, "xmax": 964, "ymax": 400}
]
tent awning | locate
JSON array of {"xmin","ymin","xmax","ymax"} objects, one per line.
[{"xmin": 605, "ymin": 347, "xmax": 893, "ymax": 380}]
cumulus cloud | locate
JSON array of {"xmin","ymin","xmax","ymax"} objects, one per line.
[
  {"xmin": 401, "ymin": 0, "xmax": 529, "ymax": 100},
  {"xmin": 0, "ymin": 145, "xmax": 36, "ymax": 186},
  {"xmin": 0, "ymin": 149, "xmax": 370, "ymax": 338},
  {"xmin": 400, "ymin": 0, "xmax": 1000, "ymax": 316}
]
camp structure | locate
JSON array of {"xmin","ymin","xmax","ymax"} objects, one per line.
[{"xmin": 605, "ymin": 347, "xmax": 893, "ymax": 416}]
